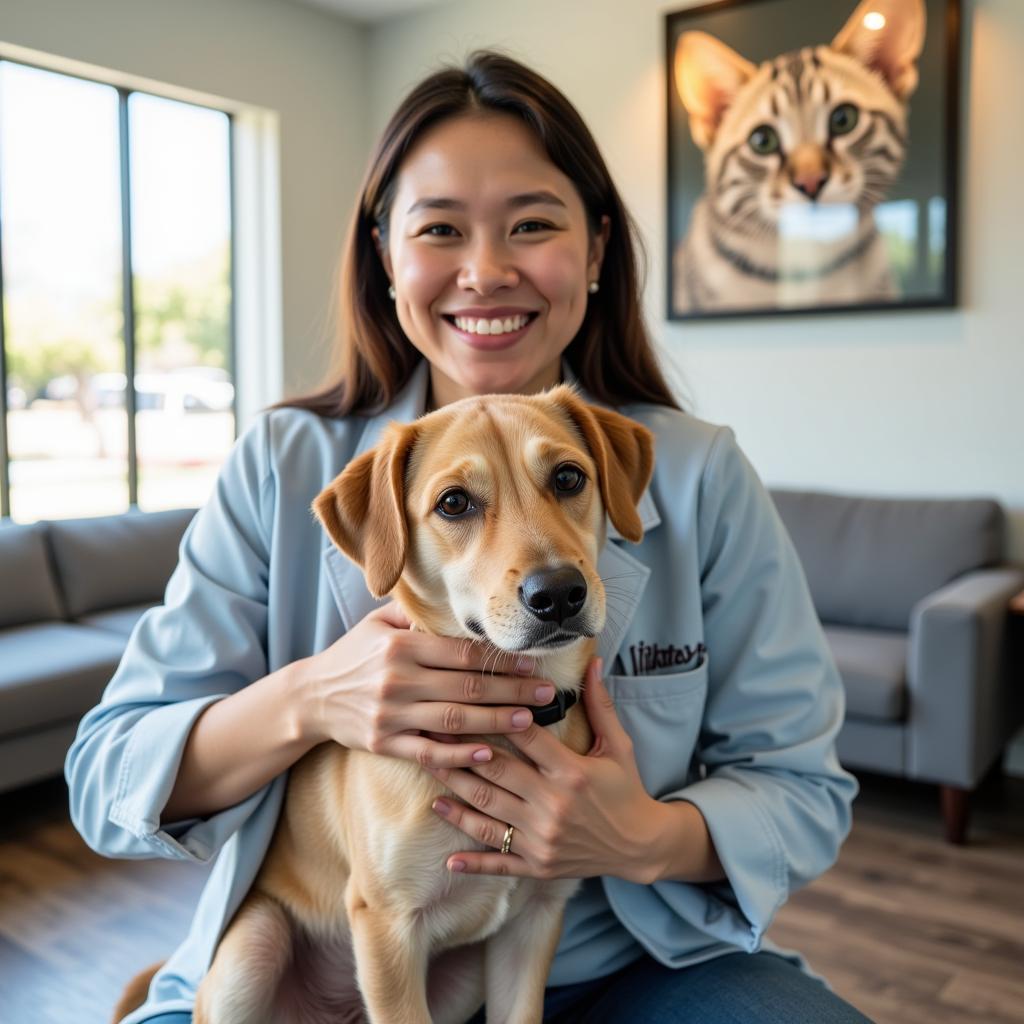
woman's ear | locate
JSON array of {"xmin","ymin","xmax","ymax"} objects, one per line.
[
  {"xmin": 312, "ymin": 421, "xmax": 418, "ymax": 597},
  {"xmin": 588, "ymin": 215, "xmax": 611, "ymax": 284},
  {"xmin": 370, "ymin": 225, "xmax": 394, "ymax": 284}
]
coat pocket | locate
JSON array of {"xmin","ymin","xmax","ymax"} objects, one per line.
[{"xmin": 604, "ymin": 659, "xmax": 709, "ymax": 798}]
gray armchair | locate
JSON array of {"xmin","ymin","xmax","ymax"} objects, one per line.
[{"xmin": 770, "ymin": 489, "xmax": 1024, "ymax": 843}]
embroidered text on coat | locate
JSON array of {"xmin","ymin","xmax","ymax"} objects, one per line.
[{"xmin": 629, "ymin": 641, "xmax": 707, "ymax": 675}]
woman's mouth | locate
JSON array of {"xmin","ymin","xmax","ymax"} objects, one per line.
[{"xmin": 442, "ymin": 312, "xmax": 539, "ymax": 351}]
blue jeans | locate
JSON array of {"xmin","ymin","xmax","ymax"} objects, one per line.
[
  {"xmin": 514, "ymin": 951, "xmax": 873, "ymax": 1023},
  {"xmin": 141, "ymin": 950, "xmax": 873, "ymax": 1023}
]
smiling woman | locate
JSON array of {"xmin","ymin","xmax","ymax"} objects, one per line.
[
  {"xmin": 371, "ymin": 113, "xmax": 606, "ymax": 405},
  {"xmin": 278, "ymin": 50, "xmax": 677, "ymax": 420},
  {"xmin": 66, "ymin": 49, "xmax": 866, "ymax": 1024}
]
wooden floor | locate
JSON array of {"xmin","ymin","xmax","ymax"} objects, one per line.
[
  {"xmin": 1, "ymin": 769, "xmax": 1021, "ymax": 1024},
  {"xmin": 766, "ymin": 768, "xmax": 1024, "ymax": 1024}
]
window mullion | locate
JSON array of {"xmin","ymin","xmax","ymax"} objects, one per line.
[{"xmin": 118, "ymin": 88, "xmax": 138, "ymax": 507}]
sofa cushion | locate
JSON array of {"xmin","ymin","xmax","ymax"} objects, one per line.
[
  {"xmin": 47, "ymin": 508, "xmax": 195, "ymax": 618},
  {"xmin": 0, "ymin": 622, "xmax": 126, "ymax": 739},
  {"xmin": 0, "ymin": 522, "xmax": 64, "ymax": 629},
  {"xmin": 79, "ymin": 602, "xmax": 155, "ymax": 639},
  {"xmin": 771, "ymin": 489, "xmax": 1003, "ymax": 630},
  {"xmin": 824, "ymin": 624, "xmax": 907, "ymax": 722}
]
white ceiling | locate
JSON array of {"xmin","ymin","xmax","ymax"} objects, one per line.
[{"xmin": 292, "ymin": 0, "xmax": 452, "ymax": 24}]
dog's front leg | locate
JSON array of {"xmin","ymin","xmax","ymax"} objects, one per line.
[
  {"xmin": 195, "ymin": 893, "xmax": 293, "ymax": 1024},
  {"xmin": 483, "ymin": 881, "xmax": 579, "ymax": 1024},
  {"xmin": 428, "ymin": 941, "xmax": 486, "ymax": 1024},
  {"xmin": 349, "ymin": 893, "xmax": 433, "ymax": 1024}
]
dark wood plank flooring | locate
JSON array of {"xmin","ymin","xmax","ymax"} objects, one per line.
[
  {"xmin": 1, "ymin": 769, "xmax": 1021, "ymax": 1023},
  {"xmin": 767, "ymin": 768, "xmax": 1024, "ymax": 1024}
]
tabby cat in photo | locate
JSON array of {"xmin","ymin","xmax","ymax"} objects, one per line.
[{"xmin": 673, "ymin": 0, "xmax": 926, "ymax": 313}]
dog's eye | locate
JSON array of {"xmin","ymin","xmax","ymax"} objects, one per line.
[
  {"xmin": 553, "ymin": 464, "xmax": 586, "ymax": 495},
  {"xmin": 436, "ymin": 489, "xmax": 473, "ymax": 518}
]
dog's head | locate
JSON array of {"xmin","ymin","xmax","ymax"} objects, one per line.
[{"xmin": 313, "ymin": 386, "xmax": 654, "ymax": 655}]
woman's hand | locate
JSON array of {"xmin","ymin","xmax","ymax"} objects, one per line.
[
  {"xmin": 296, "ymin": 601, "xmax": 558, "ymax": 769},
  {"xmin": 422, "ymin": 658, "xmax": 665, "ymax": 885}
]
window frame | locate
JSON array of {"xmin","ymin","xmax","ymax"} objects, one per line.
[{"xmin": 0, "ymin": 47, "xmax": 279, "ymax": 522}]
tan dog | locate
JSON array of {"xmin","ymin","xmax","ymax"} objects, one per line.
[{"xmin": 114, "ymin": 386, "xmax": 653, "ymax": 1024}]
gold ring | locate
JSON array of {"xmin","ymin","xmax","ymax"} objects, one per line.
[{"xmin": 500, "ymin": 823, "xmax": 515, "ymax": 854}]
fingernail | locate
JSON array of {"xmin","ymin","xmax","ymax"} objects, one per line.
[
  {"xmin": 512, "ymin": 710, "xmax": 532, "ymax": 728},
  {"xmin": 472, "ymin": 748, "xmax": 492, "ymax": 762},
  {"xmin": 449, "ymin": 859, "xmax": 466, "ymax": 872},
  {"xmin": 535, "ymin": 685, "xmax": 555, "ymax": 702},
  {"xmin": 432, "ymin": 799, "xmax": 451, "ymax": 816},
  {"xmin": 515, "ymin": 657, "xmax": 536, "ymax": 674}
]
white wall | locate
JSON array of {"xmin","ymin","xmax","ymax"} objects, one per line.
[
  {"xmin": 3, "ymin": 0, "xmax": 1018, "ymax": 556},
  {"xmin": 0, "ymin": 0, "xmax": 367, "ymax": 399},
  {"xmin": 366, "ymin": 0, "xmax": 1024, "ymax": 562}
]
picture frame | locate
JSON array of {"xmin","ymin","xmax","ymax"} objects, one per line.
[{"xmin": 664, "ymin": 0, "xmax": 961, "ymax": 320}]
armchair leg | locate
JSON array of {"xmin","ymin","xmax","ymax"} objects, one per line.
[{"xmin": 939, "ymin": 785, "xmax": 971, "ymax": 845}]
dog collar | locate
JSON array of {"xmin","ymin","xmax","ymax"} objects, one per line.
[{"xmin": 531, "ymin": 688, "xmax": 579, "ymax": 726}]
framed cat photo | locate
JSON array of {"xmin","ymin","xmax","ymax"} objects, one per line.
[{"xmin": 665, "ymin": 0, "xmax": 960, "ymax": 319}]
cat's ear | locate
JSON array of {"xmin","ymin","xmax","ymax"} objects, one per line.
[
  {"xmin": 674, "ymin": 31, "xmax": 757, "ymax": 150},
  {"xmin": 833, "ymin": 0, "xmax": 927, "ymax": 101}
]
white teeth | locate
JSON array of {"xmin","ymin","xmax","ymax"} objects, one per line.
[{"xmin": 453, "ymin": 314, "xmax": 530, "ymax": 335}]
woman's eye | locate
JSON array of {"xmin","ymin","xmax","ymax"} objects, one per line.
[
  {"xmin": 748, "ymin": 124, "xmax": 781, "ymax": 156},
  {"xmin": 513, "ymin": 220, "xmax": 553, "ymax": 234},
  {"xmin": 829, "ymin": 103, "xmax": 860, "ymax": 137},
  {"xmin": 436, "ymin": 489, "xmax": 473, "ymax": 517},
  {"xmin": 422, "ymin": 224, "xmax": 458, "ymax": 237},
  {"xmin": 553, "ymin": 464, "xmax": 586, "ymax": 495}
]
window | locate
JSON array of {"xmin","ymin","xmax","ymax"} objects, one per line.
[{"xmin": 0, "ymin": 59, "xmax": 235, "ymax": 523}]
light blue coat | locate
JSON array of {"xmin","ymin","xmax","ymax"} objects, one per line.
[{"xmin": 66, "ymin": 359, "xmax": 858, "ymax": 1022}]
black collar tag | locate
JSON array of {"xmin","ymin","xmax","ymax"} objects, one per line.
[{"xmin": 530, "ymin": 688, "xmax": 579, "ymax": 726}]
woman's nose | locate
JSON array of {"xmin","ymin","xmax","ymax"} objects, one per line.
[{"xmin": 457, "ymin": 238, "xmax": 519, "ymax": 293}]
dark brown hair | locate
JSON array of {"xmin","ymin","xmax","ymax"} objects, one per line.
[{"xmin": 279, "ymin": 50, "xmax": 681, "ymax": 417}]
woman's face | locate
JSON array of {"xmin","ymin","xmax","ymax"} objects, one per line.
[{"xmin": 375, "ymin": 112, "xmax": 608, "ymax": 407}]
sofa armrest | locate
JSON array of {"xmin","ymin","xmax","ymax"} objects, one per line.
[{"xmin": 907, "ymin": 567, "xmax": 1024, "ymax": 787}]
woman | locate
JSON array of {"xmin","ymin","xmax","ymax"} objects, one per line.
[{"xmin": 68, "ymin": 51, "xmax": 867, "ymax": 1024}]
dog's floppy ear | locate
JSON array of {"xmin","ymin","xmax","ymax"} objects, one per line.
[
  {"xmin": 549, "ymin": 387, "xmax": 655, "ymax": 543},
  {"xmin": 312, "ymin": 421, "xmax": 418, "ymax": 597}
]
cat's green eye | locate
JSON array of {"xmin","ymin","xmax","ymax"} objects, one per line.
[
  {"xmin": 829, "ymin": 103, "xmax": 860, "ymax": 137},
  {"xmin": 748, "ymin": 124, "xmax": 781, "ymax": 156}
]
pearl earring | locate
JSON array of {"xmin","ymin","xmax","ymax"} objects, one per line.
[
  {"xmin": 587, "ymin": 281, "xmax": 599, "ymax": 294},
  {"xmin": 388, "ymin": 284, "xmax": 396, "ymax": 300}
]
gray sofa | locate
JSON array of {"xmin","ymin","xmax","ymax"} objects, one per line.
[
  {"xmin": 0, "ymin": 508, "xmax": 195, "ymax": 794},
  {"xmin": 770, "ymin": 488, "xmax": 1024, "ymax": 843},
  {"xmin": 3, "ymin": 491, "xmax": 1021, "ymax": 846}
]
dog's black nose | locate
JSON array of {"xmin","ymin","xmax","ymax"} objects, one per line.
[{"xmin": 519, "ymin": 567, "xmax": 587, "ymax": 625}]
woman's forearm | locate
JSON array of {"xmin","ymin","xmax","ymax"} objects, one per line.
[
  {"xmin": 160, "ymin": 659, "xmax": 318, "ymax": 823},
  {"xmin": 645, "ymin": 798, "xmax": 727, "ymax": 884}
]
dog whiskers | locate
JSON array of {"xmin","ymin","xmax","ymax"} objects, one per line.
[
  {"xmin": 600, "ymin": 596, "xmax": 629, "ymax": 633},
  {"xmin": 599, "ymin": 571, "xmax": 643, "ymax": 583},
  {"xmin": 456, "ymin": 637, "xmax": 476, "ymax": 669},
  {"xmin": 479, "ymin": 640, "xmax": 506, "ymax": 677}
]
